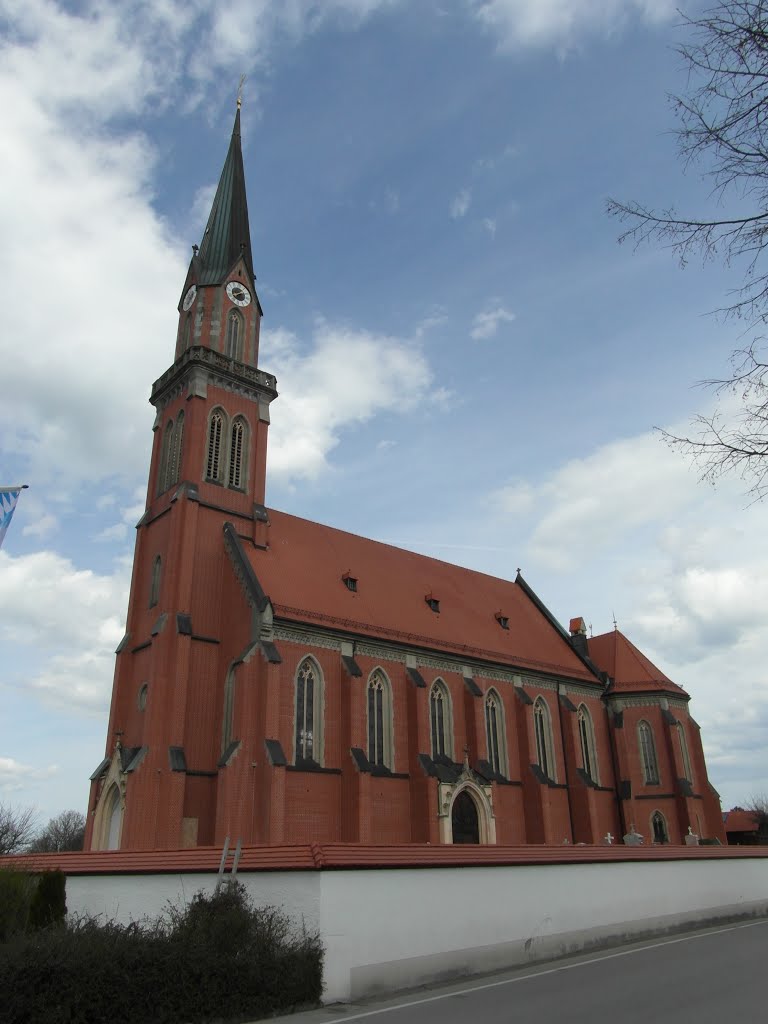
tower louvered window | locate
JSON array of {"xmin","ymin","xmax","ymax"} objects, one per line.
[
  {"xmin": 638, "ymin": 720, "xmax": 660, "ymax": 784},
  {"xmin": 206, "ymin": 410, "xmax": 225, "ymax": 482},
  {"xmin": 168, "ymin": 411, "xmax": 184, "ymax": 487},
  {"xmin": 158, "ymin": 420, "xmax": 173, "ymax": 495},
  {"xmin": 228, "ymin": 418, "xmax": 247, "ymax": 489},
  {"xmin": 225, "ymin": 310, "xmax": 243, "ymax": 361}
]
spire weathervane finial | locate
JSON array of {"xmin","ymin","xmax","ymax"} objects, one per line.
[{"xmin": 237, "ymin": 74, "xmax": 247, "ymax": 109}]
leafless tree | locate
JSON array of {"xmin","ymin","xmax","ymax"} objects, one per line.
[
  {"xmin": 0, "ymin": 803, "xmax": 37, "ymax": 855},
  {"xmin": 747, "ymin": 793, "xmax": 768, "ymax": 839},
  {"xmin": 607, "ymin": 1, "xmax": 768, "ymax": 499},
  {"xmin": 27, "ymin": 809, "xmax": 86, "ymax": 853}
]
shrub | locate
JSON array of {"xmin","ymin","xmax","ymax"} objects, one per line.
[
  {"xmin": 28, "ymin": 869, "xmax": 66, "ymax": 930},
  {"xmin": 0, "ymin": 869, "xmax": 35, "ymax": 942},
  {"xmin": 0, "ymin": 880, "xmax": 323, "ymax": 1024}
]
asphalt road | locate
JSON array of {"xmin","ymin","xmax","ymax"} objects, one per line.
[{"xmin": 272, "ymin": 918, "xmax": 767, "ymax": 1024}]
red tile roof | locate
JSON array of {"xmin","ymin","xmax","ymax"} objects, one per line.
[
  {"xmin": 588, "ymin": 629, "xmax": 687, "ymax": 697},
  {"xmin": 3, "ymin": 842, "xmax": 765, "ymax": 876},
  {"xmin": 723, "ymin": 809, "xmax": 759, "ymax": 833},
  {"xmin": 247, "ymin": 510, "xmax": 596, "ymax": 681}
]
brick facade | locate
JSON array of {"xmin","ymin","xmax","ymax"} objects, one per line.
[{"xmin": 85, "ymin": 108, "xmax": 726, "ymax": 853}]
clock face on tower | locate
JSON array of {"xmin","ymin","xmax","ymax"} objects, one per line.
[
  {"xmin": 226, "ymin": 280, "xmax": 252, "ymax": 307},
  {"xmin": 182, "ymin": 285, "xmax": 197, "ymax": 311}
]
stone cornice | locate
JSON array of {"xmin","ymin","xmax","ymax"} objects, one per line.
[{"xmin": 150, "ymin": 345, "xmax": 277, "ymax": 409}]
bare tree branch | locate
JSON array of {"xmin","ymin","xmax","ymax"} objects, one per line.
[
  {"xmin": 0, "ymin": 803, "xmax": 37, "ymax": 855},
  {"xmin": 608, "ymin": 2, "xmax": 768, "ymax": 498}
]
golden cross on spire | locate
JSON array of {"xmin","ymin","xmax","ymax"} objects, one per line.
[{"xmin": 237, "ymin": 74, "xmax": 247, "ymax": 108}]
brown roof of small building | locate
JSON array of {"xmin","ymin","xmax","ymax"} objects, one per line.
[
  {"xmin": 246, "ymin": 510, "xmax": 597, "ymax": 682},
  {"xmin": 723, "ymin": 809, "xmax": 759, "ymax": 833},
  {"xmin": 588, "ymin": 628, "xmax": 688, "ymax": 697}
]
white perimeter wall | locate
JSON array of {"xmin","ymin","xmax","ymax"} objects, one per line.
[{"xmin": 66, "ymin": 858, "xmax": 768, "ymax": 1003}]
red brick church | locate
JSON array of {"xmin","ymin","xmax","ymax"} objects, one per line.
[{"xmin": 85, "ymin": 106, "xmax": 726, "ymax": 852}]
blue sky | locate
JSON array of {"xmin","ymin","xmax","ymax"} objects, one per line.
[{"xmin": 1, "ymin": 0, "xmax": 766, "ymax": 825}]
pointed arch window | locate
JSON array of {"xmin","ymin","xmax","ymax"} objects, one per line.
[
  {"xmin": 205, "ymin": 409, "xmax": 226, "ymax": 483},
  {"xmin": 676, "ymin": 722, "xmax": 693, "ymax": 783},
  {"xmin": 367, "ymin": 670, "xmax": 393, "ymax": 769},
  {"xmin": 295, "ymin": 658, "xmax": 323, "ymax": 765},
  {"xmin": 534, "ymin": 696, "xmax": 556, "ymax": 781},
  {"xmin": 485, "ymin": 689, "xmax": 507, "ymax": 777},
  {"xmin": 638, "ymin": 720, "xmax": 660, "ymax": 784},
  {"xmin": 105, "ymin": 785, "xmax": 122, "ymax": 851},
  {"xmin": 651, "ymin": 810, "xmax": 669, "ymax": 844},
  {"xmin": 158, "ymin": 420, "xmax": 174, "ymax": 495},
  {"xmin": 225, "ymin": 309, "xmax": 243, "ymax": 361},
  {"xmin": 577, "ymin": 703, "xmax": 599, "ymax": 784},
  {"xmin": 149, "ymin": 555, "xmax": 161, "ymax": 608},
  {"xmin": 430, "ymin": 680, "xmax": 452, "ymax": 760},
  {"xmin": 228, "ymin": 417, "xmax": 248, "ymax": 490}
]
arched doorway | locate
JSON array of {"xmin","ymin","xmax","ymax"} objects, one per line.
[{"xmin": 451, "ymin": 790, "xmax": 480, "ymax": 844}]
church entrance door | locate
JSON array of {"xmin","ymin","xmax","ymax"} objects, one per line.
[{"xmin": 451, "ymin": 790, "xmax": 480, "ymax": 844}]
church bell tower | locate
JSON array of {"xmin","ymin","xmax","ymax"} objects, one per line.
[{"xmin": 85, "ymin": 102, "xmax": 278, "ymax": 851}]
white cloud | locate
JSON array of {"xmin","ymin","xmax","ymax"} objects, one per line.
[
  {"xmin": 470, "ymin": 0, "xmax": 677, "ymax": 50},
  {"xmin": 482, "ymin": 217, "xmax": 497, "ymax": 237},
  {"xmin": 0, "ymin": 756, "xmax": 59, "ymax": 794},
  {"xmin": 261, "ymin": 320, "xmax": 434, "ymax": 478},
  {"xmin": 0, "ymin": 549, "xmax": 130, "ymax": 712},
  {"xmin": 450, "ymin": 187, "xmax": 472, "ymax": 218},
  {"xmin": 470, "ymin": 304, "xmax": 516, "ymax": 339},
  {"xmin": 22, "ymin": 514, "xmax": 58, "ymax": 539}
]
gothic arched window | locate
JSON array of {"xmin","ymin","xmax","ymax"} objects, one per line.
[
  {"xmin": 225, "ymin": 309, "xmax": 243, "ymax": 361},
  {"xmin": 534, "ymin": 696, "xmax": 556, "ymax": 781},
  {"xmin": 676, "ymin": 722, "xmax": 693, "ymax": 783},
  {"xmin": 430, "ymin": 680, "xmax": 452, "ymax": 760},
  {"xmin": 577, "ymin": 703, "xmax": 599, "ymax": 784},
  {"xmin": 228, "ymin": 416, "xmax": 248, "ymax": 490},
  {"xmin": 105, "ymin": 785, "xmax": 122, "ymax": 851},
  {"xmin": 638, "ymin": 720, "xmax": 660, "ymax": 784},
  {"xmin": 367, "ymin": 670, "xmax": 393, "ymax": 769},
  {"xmin": 651, "ymin": 810, "xmax": 669, "ymax": 844},
  {"xmin": 485, "ymin": 688, "xmax": 507, "ymax": 777},
  {"xmin": 205, "ymin": 408, "xmax": 227, "ymax": 483},
  {"xmin": 295, "ymin": 658, "xmax": 323, "ymax": 765},
  {"xmin": 149, "ymin": 555, "xmax": 161, "ymax": 608}
]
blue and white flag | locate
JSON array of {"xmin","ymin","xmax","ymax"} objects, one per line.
[{"xmin": 0, "ymin": 487, "xmax": 24, "ymax": 549}]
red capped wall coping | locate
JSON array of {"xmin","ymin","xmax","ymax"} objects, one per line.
[{"xmin": 3, "ymin": 842, "xmax": 766, "ymax": 877}]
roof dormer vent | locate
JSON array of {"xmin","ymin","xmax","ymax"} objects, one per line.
[
  {"xmin": 495, "ymin": 611, "xmax": 509, "ymax": 630},
  {"xmin": 425, "ymin": 593, "xmax": 440, "ymax": 613},
  {"xmin": 342, "ymin": 572, "xmax": 358, "ymax": 593}
]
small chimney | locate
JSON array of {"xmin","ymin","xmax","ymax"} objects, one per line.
[{"xmin": 569, "ymin": 616, "xmax": 588, "ymax": 657}]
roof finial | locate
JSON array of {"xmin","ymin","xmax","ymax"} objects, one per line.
[
  {"xmin": 612, "ymin": 610, "xmax": 618, "ymax": 631},
  {"xmin": 237, "ymin": 74, "xmax": 247, "ymax": 109}
]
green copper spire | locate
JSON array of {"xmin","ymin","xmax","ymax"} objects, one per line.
[{"xmin": 196, "ymin": 105, "xmax": 254, "ymax": 286}]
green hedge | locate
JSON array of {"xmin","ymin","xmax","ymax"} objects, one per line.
[{"xmin": 0, "ymin": 881, "xmax": 323, "ymax": 1024}]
